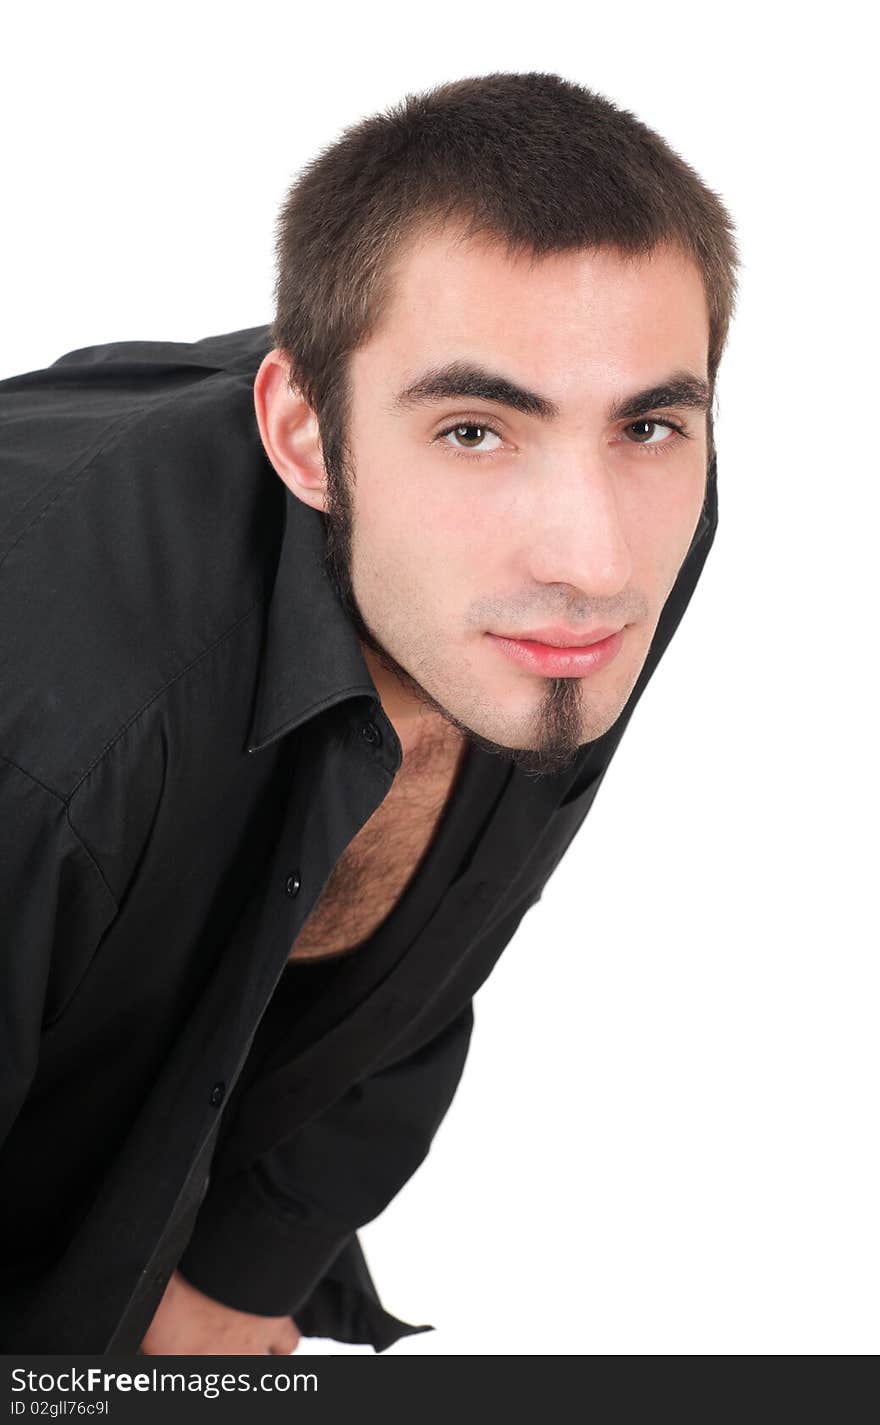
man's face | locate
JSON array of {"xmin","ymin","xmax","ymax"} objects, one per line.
[{"xmin": 322, "ymin": 229, "xmax": 710, "ymax": 777}]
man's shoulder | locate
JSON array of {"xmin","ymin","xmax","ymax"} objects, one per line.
[
  {"xmin": 45, "ymin": 324, "xmax": 274, "ymax": 378},
  {"xmin": 0, "ymin": 322, "xmax": 275, "ymax": 531},
  {"xmin": 0, "ymin": 325, "xmax": 280, "ymax": 797},
  {"xmin": 1, "ymin": 323, "xmax": 273, "ymax": 393},
  {"xmin": 0, "ymin": 325, "xmax": 275, "ymax": 528}
]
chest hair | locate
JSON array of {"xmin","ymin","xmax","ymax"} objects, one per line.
[{"xmin": 288, "ymin": 728, "xmax": 467, "ymax": 962}]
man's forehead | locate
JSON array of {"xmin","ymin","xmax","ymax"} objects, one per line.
[
  {"xmin": 382, "ymin": 222, "xmax": 705, "ymax": 309},
  {"xmin": 359, "ymin": 225, "xmax": 710, "ymax": 399}
]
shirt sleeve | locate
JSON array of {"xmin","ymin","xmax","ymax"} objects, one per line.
[
  {"xmin": 175, "ymin": 995, "xmax": 475, "ymax": 1324},
  {"xmin": 0, "ymin": 757, "xmax": 118, "ymax": 1151}
]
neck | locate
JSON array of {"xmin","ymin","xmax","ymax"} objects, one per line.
[{"xmin": 360, "ymin": 641, "xmax": 465, "ymax": 762}]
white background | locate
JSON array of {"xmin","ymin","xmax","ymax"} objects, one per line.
[{"xmin": 2, "ymin": 2, "xmax": 876, "ymax": 1355}]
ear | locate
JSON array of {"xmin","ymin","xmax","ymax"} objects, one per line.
[{"xmin": 253, "ymin": 349, "xmax": 328, "ymax": 513}]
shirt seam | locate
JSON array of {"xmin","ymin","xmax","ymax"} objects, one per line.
[
  {"xmin": 67, "ymin": 595, "xmax": 265, "ymax": 800},
  {"xmin": 0, "ymin": 750, "xmax": 119, "ymax": 911}
]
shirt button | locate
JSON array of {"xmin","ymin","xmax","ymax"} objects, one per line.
[
  {"xmin": 209, "ymin": 1081, "xmax": 226, "ymax": 1107},
  {"xmin": 361, "ymin": 721, "xmax": 383, "ymax": 748},
  {"xmin": 285, "ymin": 872, "xmax": 301, "ymax": 899}
]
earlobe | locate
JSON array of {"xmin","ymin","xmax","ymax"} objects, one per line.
[{"xmin": 252, "ymin": 349, "xmax": 329, "ymax": 513}]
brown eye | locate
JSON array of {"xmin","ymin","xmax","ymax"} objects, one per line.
[
  {"xmin": 629, "ymin": 420, "xmax": 660, "ymax": 443},
  {"xmin": 438, "ymin": 423, "xmax": 503, "ymax": 453},
  {"xmin": 453, "ymin": 424, "xmax": 486, "ymax": 447},
  {"xmin": 625, "ymin": 419, "xmax": 677, "ymax": 446}
]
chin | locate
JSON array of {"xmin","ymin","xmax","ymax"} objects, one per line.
[{"xmin": 581, "ymin": 709, "xmax": 625, "ymax": 743}]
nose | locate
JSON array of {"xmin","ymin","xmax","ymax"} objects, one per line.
[{"xmin": 525, "ymin": 452, "xmax": 633, "ymax": 598}]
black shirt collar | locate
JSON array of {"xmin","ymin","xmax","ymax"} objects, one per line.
[{"xmin": 245, "ymin": 483, "xmax": 387, "ymax": 757}]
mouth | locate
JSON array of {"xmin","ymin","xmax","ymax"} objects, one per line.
[
  {"xmin": 486, "ymin": 627, "xmax": 626, "ymax": 678},
  {"xmin": 498, "ymin": 625, "xmax": 624, "ymax": 648}
]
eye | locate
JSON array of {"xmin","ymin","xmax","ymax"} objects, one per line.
[
  {"xmin": 623, "ymin": 418, "xmax": 685, "ymax": 451},
  {"xmin": 436, "ymin": 422, "xmax": 504, "ymax": 453}
]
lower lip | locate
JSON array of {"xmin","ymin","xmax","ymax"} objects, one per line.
[{"xmin": 487, "ymin": 628, "xmax": 625, "ymax": 677}]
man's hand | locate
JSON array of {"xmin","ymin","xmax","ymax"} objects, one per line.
[{"xmin": 139, "ymin": 1269, "xmax": 302, "ymax": 1355}]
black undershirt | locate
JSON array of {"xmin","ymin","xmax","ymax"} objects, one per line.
[{"xmin": 226, "ymin": 734, "xmax": 512, "ymax": 1096}]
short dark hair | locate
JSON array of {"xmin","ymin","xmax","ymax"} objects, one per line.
[{"xmin": 271, "ymin": 71, "xmax": 740, "ymax": 476}]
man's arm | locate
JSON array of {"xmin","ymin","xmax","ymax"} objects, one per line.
[
  {"xmin": 171, "ymin": 998, "xmax": 476, "ymax": 1329},
  {"xmin": 0, "ymin": 757, "xmax": 118, "ymax": 1151},
  {"xmin": 139, "ymin": 995, "xmax": 480, "ymax": 1355}
]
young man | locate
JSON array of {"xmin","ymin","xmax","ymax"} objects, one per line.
[{"xmin": 0, "ymin": 72, "xmax": 738, "ymax": 1353}]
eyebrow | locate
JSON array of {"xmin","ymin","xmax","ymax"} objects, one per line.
[{"xmin": 391, "ymin": 361, "xmax": 712, "ymax": 423}]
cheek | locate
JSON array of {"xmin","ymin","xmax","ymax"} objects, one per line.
[
  {"xmin": 351, "ymin": 462, "xmax": 417, "ymax": 552},
  {"xmin": 626, "ymin": 463, "xmax": 706, "ymax": 582},
  {"xmin": 350, "ymin": 466, "xmax": 462, "ymax": 616},
  {"xmin": 361, "ymin": 455, "xmax": 494, "ymax": 575},
  {"xmin": 672, "ymin": 463, "xmax": 711, "ymax": 569}
]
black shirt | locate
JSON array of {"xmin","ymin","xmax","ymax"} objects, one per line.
[{"xmin": 0, "ymin": 325, "xmax": 718, "ymax": 1353}]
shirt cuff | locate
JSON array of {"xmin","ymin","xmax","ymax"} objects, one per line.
[
  {"xmin": 175, "ymin": 1173, "xmax": 435, "ymax": 1352},
  {"xmin": 175, "ymin": 1168, "xmax": 351, "ymax": 1318},
  {"xmin": 294, "ymin": 1235, "xmax": 435, "ymax": 1353}
]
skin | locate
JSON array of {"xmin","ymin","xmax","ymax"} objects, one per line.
[
  {"xmin": 139, "ymin": 1270, "xmax": 301, "ymax": 1355},
  {"xmin": 260, "ymin": 225, "xmax": 710, "ymax": 774},
  {"xmin": 142, "ymin": 224, "xmax": 711, "ymax": 1353}
]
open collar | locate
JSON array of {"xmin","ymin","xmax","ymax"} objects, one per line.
[{"xmin": 244, "ymin": 483, "xmax": 383, "ymax": 756}]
